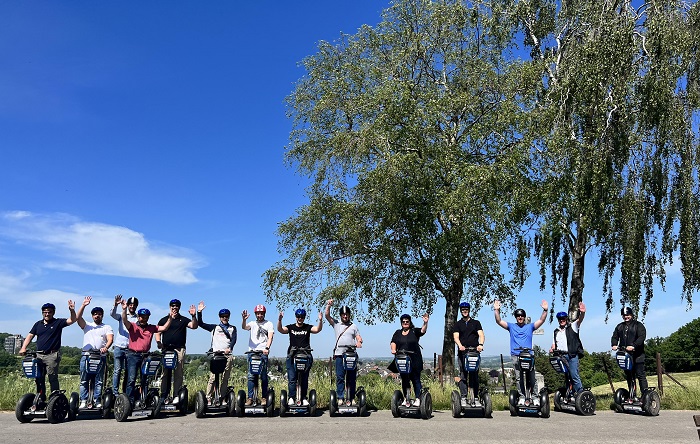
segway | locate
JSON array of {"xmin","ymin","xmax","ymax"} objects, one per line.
[
  {"xmin": 549, "ymin": 350, "xmax": 596, "ymax": 415},
  {"xmin": 157, "ymin": 348, "xmax": 188, "ymax": 415},
  {"xmin": 113, "ymin": 352, "xmax": 163, "ymax": 421},
  {"xmin": 390, "ymin": 350, "xmax": 432, "ymax": 420},
  {"xmin": 612, "ymin": 350, "xmax": 660, "ymax": 416},
  {"xmin": 279, "ymin": 347, "xmax": 318, "ymax": 417},
  {"xmin": 508, "ymin": 347, "xmax": 549, "ymax": 418},
  {"xmin": 15, "ymin": 351, "xmax": 71, "ymax": 424},
  {"xmin": 67, "ymin": 350, "xmax": 115, "ymax": 419},
  {"xmin": 235, "ymin": 350, "xmax": 275, "ymax": 417},
  {"xmin": 328, "ymin": 346, "xmax": 368, "ymax": 416},
  {"xmin": 195, "ymin": 351, "xmax": 235, "ymax": 418},
  {"xmin": 451, "ymin": 347, "xmax": 492, "ymax": 418}
]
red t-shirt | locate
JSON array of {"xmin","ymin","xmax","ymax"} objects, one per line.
[{"xmin": 127, "ymin": 322, "xmax": 159, "ymax": 352}]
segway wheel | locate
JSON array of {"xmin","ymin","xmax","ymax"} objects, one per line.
[
  {"xmin": 177, "ymin": 387, "xmax": 188, "ymax": 415},
  {"xmin": 309, "ymin": 389, "xmax": 318, "ymax": 416},
  {"xmin": 195, "ymin": 391, "xmax": 207, "ymax": 418},
  {"xmin": 101, "ymin": 389, "xmax": 114, "ymax": 419},
  {"xmin": 613, "ymin": 388, "xmax": 628, "ymax": 406},
  {"xmin": 419, "ymin": 391, "xmax": 432, "ymax": 420},
  {"xmin": 575, "ymin": 390, "xmax": 596, "ymax": 416},
  {"xmin": 279, "ymin": 389, "xmax": 287, "ymax": 417},
  {"xmin": 15, "ymin": 393, "xmax": 35, "ymax": 423},
  {"xmin": 509, "ymin": 389, "xmax": 519, "ymax": 416},
  {"xmin": 114, "ymin": 393, "xmax": 131, "ymax": 422},
  {"xmin": 643, "ymin": 390, "xmax": 660, "ymax": 416},
  {"xmin": 553, "ymin": 389, "xmax": 563, "ymax": 411},
  {"xmin": 148, "ymin": 392, "xmax": 161, "ymax": 419},
  {"xmin": 329, "ymin": 390, "xmax": 337, "ymax": 417},
  {"xmin": 226, "ymin": 390, "xmax": 236, "ymax": 417},
  {"xmin": 482, "ymin": 391, "xmax": 493, "ymax": 418},
  {"xmin": 450, "ymin": 390, "xmax": 461, "ymax": 418},
  {"xmin": 391, "ymin": 390, "xmax": 402, "ymax": 418},
  {"xmin": 67, "ymin": 392, "xmax": 79, "ymax": 421},
  {"xmin": 265, "ymin": 388, "xmax": 275, "ymax": 417},
  {"xmin": 357, "ymin": 390, "xmax": 367, "ymax": 417},
  {"xmin": 46, "ymin": 393, "xmax": 69, "ymax": 424},
  {"xmin": 539, "ymin": 390, "xmax": 550, "ymax": 419},
  {"xmin": 235, "ymin": 390, "xmax": 245, "ymax": 417}
]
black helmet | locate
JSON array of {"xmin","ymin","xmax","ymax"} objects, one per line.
[
  {"xmin": 91, "ymin": 307, "xmax": 104, "ymax": 315},
  {"xmin": 41, "ymin": 303, "xmax": 56, "ymax": 312},
  {"xmin": 621, "ymin": 307, "xmax": 634, "ymax": 317},
  {"xmin": 513, "ymin": 308, "xmax": 526, "ymax": 318},
  {"xmin": 400, "ymin": 313, "xmax": 411, "ymax": 321},
  {"xmin": 126, "ymin": 297, "xmax": 139, "ymax": 307},
  {"xmin": 339, "ymin": 306, "xmax": 351, "ymax": 316}
]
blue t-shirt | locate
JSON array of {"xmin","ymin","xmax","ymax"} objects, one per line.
[
  {"xmin": 507, "ymin": 322, "xmax": 535, "ymax": 356},
  {"xmin": 29, "ymin": 318, "xmax": 70, "ymax": 352}
]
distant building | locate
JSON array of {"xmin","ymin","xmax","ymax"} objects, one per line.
[{"xmin": 4, "ymin": 334, "xmax": 23, "ymax": 354}]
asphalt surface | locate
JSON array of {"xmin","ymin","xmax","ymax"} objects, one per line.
[{"xmin": 2, "ymin": 408, "xmax": 697, "ymax": 443}]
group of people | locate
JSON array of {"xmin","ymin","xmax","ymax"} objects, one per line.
[{"xmin": 18, "ymin": 294, "xmax": 649, "ymax": 411}]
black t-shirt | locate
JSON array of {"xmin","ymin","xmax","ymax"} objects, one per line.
[
  {"xmin": 286, "ymin": 323, "xmax": 312, "ymax": 354},
  {"xmin": 452, "ymin": 318, "xmax": 483, "ymax": 351},
  {"xmin": 158, "ymin": 314, "xmax": 190, "ymax": 348},
  {"xmin": 29, "ymin": 318, "xmax": 69, "ymax": 352},
  {"xmin": 391, "ymin": 327, "xmax": 424, "ymax": 369}
]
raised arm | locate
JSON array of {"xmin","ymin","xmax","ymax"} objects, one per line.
[
  {"xmin": 76, "ymin": 296, "xmax": 91, "ymax": 329},
  {"xmin": 121, "ymin": 300, "xmax": 132, "ymax": 330},
  {"xmin": 241, "ymin": 310, "xmax": 251, "ymax": 330},
  {"xmin": 187, "ymin": 304, "xmax": 198, "ymax": 329},
  {"xmin": 420, "ymin": 313, "xmax": 429, "ymax": 334},
  {"xmin": 493, "ymin": 300, "xmax": 508, "ymax": 329},
  {"xmin": 310, "ymin": 311, "xmax": 323, "ymax": 333},
  {"xmin": 277, "ymin": 312, "xmax": 289, "ymax": 334},
  {"xmin": 65, "ymin": 299, "xmax": 77, "ymax": 325},
  {"xmin": 111, "ymin": 294, "xmax": 123, "ymax": 321},
  {"xmin": 196, "ymin": 302, "xmax": 215, "ymax": 332},
  {"xmin": 157, "ymin": 313, "xmax": 172, "ymax": 332},
  {"xmin": 324, "ymin": 299, "xmax": 336, "ymax": 325},
  {"xmin": 533, "ymin": 299, "xmax": 548, "ymax": 329},
  {"xmin": 575, "ymin": 302, "xmax": 586, "ymax": 327}
]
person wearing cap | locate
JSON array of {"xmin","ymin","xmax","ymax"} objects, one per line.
[
  {"xmin": 325, "ymin": 299, "xmax": 363, "ymax": 406},
  {"xmin": 197, "ymin": 301, "xmax": 237, "ymax": 404},
  {"xmin": 452, "ymin": 302, "xmax": 484, "ymax": 404},
  {"xmin": 277, "ymin": 308, "xmax": 323, "ymax": 405},
  {"xmin": 550, "ymin": 302, "xmax": 586, "ymax": 394},
  {"xmin": 611, "ymin": 306, "xmax": 648, "ymax": 395},
  {"xmin": 390, "ymin": 313, "xmax": 429, "ymax": 406},
  {"xmin": 121, "ymin": 300, "xmax": 172, "ymax": 403},
  {"xmin": 19, "ymin": 300, "xmax": 78, "ymax": 397},
  {"xmin": 76, "ymin": 296, "xmax": 114, "ymax": 408},
  {"xmin": 155, "ymin": 299, "xmax": 198, "ymax": 404},
  {"xmin": 493, "ymin": 299, "xmax": 548, "ymax": 404},
  {"xmin": 110, "ymin": 294, "xmax": 139, "ymax": 394},
  {"xmin": 242, "ymin": 304, "xmax": 274, "ymax": 406}
]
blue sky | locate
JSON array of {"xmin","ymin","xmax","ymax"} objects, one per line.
[{"xmin": 1, "ymin": 1, "xmax": 698, "ymax": 361}]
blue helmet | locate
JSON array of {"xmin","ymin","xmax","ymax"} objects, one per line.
[
  {"xmin": 169, "ymin": 299, "xmax": 181, "ymax": 308},
  {"xmin": 459, "ymin": 302, "xmax": 470, "ymax": 309},
  {"xmin": 218, "ymin": 308, "xmax": 231, "ymax": 317},
  {"xmin": 556, "ymin": 311, "xmax": 568, "ymax": 319},
  {"xmin": 137, "ymin": 308, "xmax": 151, "ymax": 316},
  {"xmin": 41, "ymin": 303, "xmax": 56, "ymax": 312},
  {"xmin": 295, "ymin": 308, "xmax": 307, "ymax": 318},
  {"xmin": 91, "ymin": 307, "xmax": 104, "ymax": 315}
]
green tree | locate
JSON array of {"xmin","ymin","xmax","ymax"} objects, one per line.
[
  {"xmin": 264, "ymin": 0, "xmax": 538, "ymax": 374},
  {"xmin": 653, "ymin": 317, "xmax": 700, "ymax": 372},
  {"xmin": 512, "ymin": 0, "xmax": 700, "ymax": 318}
]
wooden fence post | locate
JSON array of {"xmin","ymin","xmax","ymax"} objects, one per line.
[
  {"xmin": 656, "ymin": 352, "xmax": 663, "ymax": 396},
  {"xmin": 500, "ymin": 354, "xmax": 507, "ymax": 393}
]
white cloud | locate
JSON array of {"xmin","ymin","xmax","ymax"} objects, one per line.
[{"xmin": 0, "ymin": 211, "xmax": 202, "ymax": 284}]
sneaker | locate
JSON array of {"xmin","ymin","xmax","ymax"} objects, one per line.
[
  {"xmin": 302, "ymin": 399, "xmax": 309, "ymax": 406},
  {"xmin": 261, "ymin": 398, "xmax": 267, "ymax": 407},
  {"xmin": 518, "ymin": 398, "xmax": 525, "ymax": 406},
  {"xmin": 221, "ymin": 399, "xmax": 227, "ymax": 406},
  {"xmin": 346, "ymin": 399, "xmax": 352, "ymax": 406},
  {"xmin": 206, "ymin": 396, "xmax": 213, "ymax": 405},
  {"xmin": 171, "ymin": 396, "xmax": 180, "ymax": 404},
  {"xmin": 288, "ymin": 397, "xmax": 295, "ymax": 405},
  {"xmin": 473, "ymin": 399, "xmax": 481, "ymax": 407},
  {"xmin": 533, "ymin": 398, "xmax": 540, "ymax": 406},
  {"xmin": 95, "ymin": 402, "xmax": 102, "ymax": 409},
  {"xmin": 79, "ymin": 400, "xmax": 87, "ymax": 409},
  {"xmin": 404, "ymin": 399, "xmax": 411, "ymax": 407},
  {"xmin": 413, "ymin": 398, "xmax": 421, "ymax": 407},
  {"xmin": 245, "ymin": 398, "xmax": 253, "ymax": 406}
]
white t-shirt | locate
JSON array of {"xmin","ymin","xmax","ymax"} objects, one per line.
[
  {"xmin": 247, "ymin": 320, "xmax": 273, "ymax": 351},
  {"xmin": 81, "ymin": 322, "xmax": 114, "ymax": 351},
  {"xmin": 554, "ymin": 321, "xmax": 579, "ymax": 352}
]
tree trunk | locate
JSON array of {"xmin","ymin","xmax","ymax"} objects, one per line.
[
  {"xmin": 441, "ymin": 283, "xmax": 462, "ymax": 376},
  {"xmin": 568, "ymin": 225, "xmax": 587, "ymax": 318}
]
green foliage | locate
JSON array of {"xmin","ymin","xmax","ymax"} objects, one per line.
[{"xmin": 646, "ymin": 317, "xmax": 700, "ymax": 373}]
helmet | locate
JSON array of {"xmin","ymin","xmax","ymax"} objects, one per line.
[
  {"xmin": 41, "ymin": 303, "xmax": 56, "ymax": 312},
  {"xmin": 294, "ymin": 308, "xmax": 307, "ymax": 317},
  {"xmin": 339, "ymin": 306, "xmax": 352, "ymax": 316},
  {"xmin": 126, "ymin": 297, "xmax": 139, "ymax": 307},
  {"xmin": 556, "ymin": 311, "xmax": 568, "ymax": 319},
  {"xmin": 254, "ymin": 304, "xmax": 266, "ymax": 314},
  {"xmin": 218, "ymin": 308, "xmax": 231, "ymax": 317},
  {"xmin": 400, "ymin": 313, "xmax": 411, "ymax": 321},
  {"xmin": 621, "ymin": 307, "xmax": 634, "ymax": 317},
  {"xmin": 137, "ymin": 308, "xmax": 151, "ymax": 316},
  {"xmin": 91, "ymin": 307, "xmax": 104, "ymax": 315},
  {"xmin": 513, "ymin": 308, "xmax": 526, "ymax": 318},
  {"xmin": 459, "ymin": 302, "xmax": 471, "ymax": 309},
  {"xmin": 169, "ymin": 299, "xmax": 181, "ymax": 308}
]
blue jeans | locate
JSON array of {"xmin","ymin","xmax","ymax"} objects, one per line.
[
  {"xmin": 126, "ymin": 351, "xmax": 146, "ymax": 403},
  {"xmin": 566, "ymin": 354, "xmax": 583, "ymax": 393},
  {"xmin": 334, "ymin": 356, "xmax": 356, "ymax": 401},
  {"xmin": 79, "ymin": 354, "xmax": 105, "ymax": 402},
  {"xmin": 286, "ymin": 355, "xmax": 313, "ymax": 400},
  {"xmin": 112, "ymin": 346, "xmax": 127, "ymax": 395},
  {"xmin": 247, "ymin": 354, "xmax": 269, "ymax": 400}
]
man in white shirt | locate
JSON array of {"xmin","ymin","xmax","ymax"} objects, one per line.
[{"xmin": 76, "ymin": 296, "xmax": 114, "ymax": 409}]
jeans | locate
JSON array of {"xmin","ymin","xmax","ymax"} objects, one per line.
[
  {"xmin": 161, "ymin": 347, "xmax": 186, "ymax": 398},
  {"xmin": 286, "ymin": 355, "xmax": 313, "ymax": 401},
  {"xmin": 79, "ymin": 354, "xmax": 105, "ymax": 402},
  {"xmin": 126, "ymin": 350, "xmax": 146, "ymax": 403},
  {"xmin": 566, "ymin": 354, "xmax": 583, "ymax": 393},
  {"xmin": 457, "ymin": 353, "xmax": 480, "ymax": 398},
  {"xmin": 112, "ymin": 346, "xmax": 127, "ymax": 395},
  {"xmin": 334, "ymin": 356, "xmax": 356, "ymax": 401},
  {"xmin": 246, "ymin": 354, "xmax": 269, "ymax": 400},
  {"xmin": 511, "ymin": 355, "xmax": 538, "ymax": 397}
]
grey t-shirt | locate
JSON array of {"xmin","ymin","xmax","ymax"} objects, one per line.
[{"xmin": 331, "ymin": 320, "xmax": 360, "ymax": 355}]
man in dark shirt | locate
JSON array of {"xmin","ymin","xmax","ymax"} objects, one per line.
[
  {"xmin": 277, "ymin": 308, "xmax": 323, "ymax": 405},
  {"xmin": 19, "ymin": 300, "xmax": 78, "ymax": 397},
  {"xmin": 452, "ymin": 302, "xmax": 484, "ymax": 403},
  {"xmin": 155, "ymin": 299, "xmax": 198, "ymax": 403},
  {"xmin": 611, "ymin": 307, "xmax": 648, "ymax": 393}
]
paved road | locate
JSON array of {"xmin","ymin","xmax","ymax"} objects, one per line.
[{"xmin": 2, "ymin": 409, "xmax": 697, "ymax": 443}]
